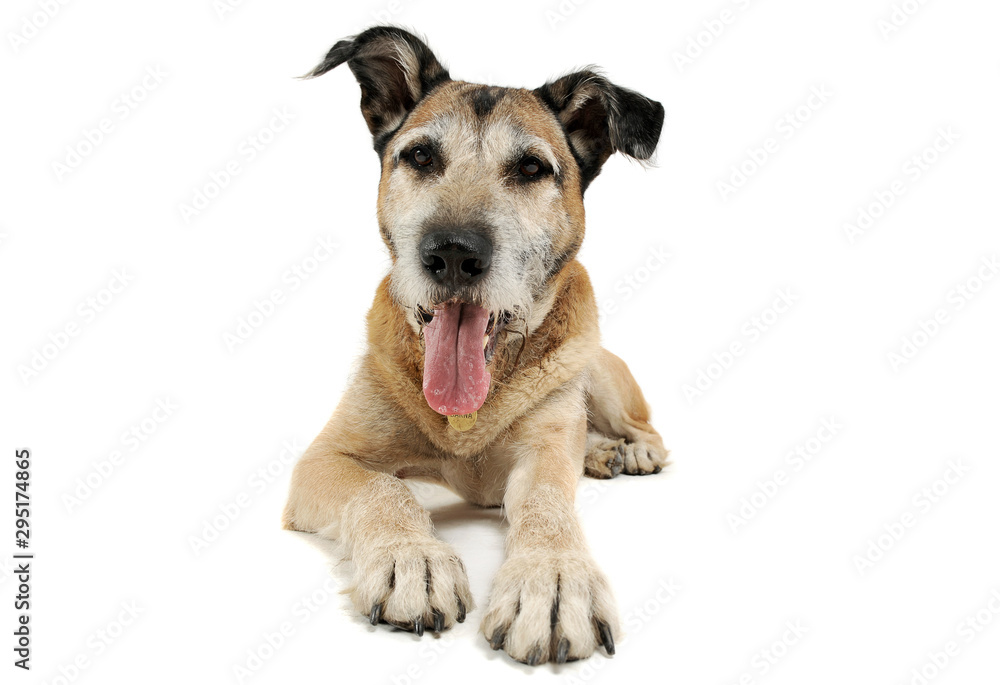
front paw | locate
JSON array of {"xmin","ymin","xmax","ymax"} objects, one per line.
[
  {"xmin": 481, "ymin": 551, "xmax": 619, "ymax": 664},
  {"xmin": 584, "ymin": 434, "xmax": 625, "ymax": 479},
  {"xmin": 351, "ymin": 537, "xmax": 474, "ymax": 635},
  {"xmin": 621, "ymin": 439, "xmax": 668, "ymax": 475}
]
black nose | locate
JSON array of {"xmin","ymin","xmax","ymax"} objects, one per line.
[{"xmin": 419, "ymin": 230, "xmax": 493, "ymax": 288}]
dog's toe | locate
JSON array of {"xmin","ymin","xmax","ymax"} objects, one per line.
[
  {"xmin": 621, "ymin": 440, "xmax": 670, "ymax": 476},
  {"xmin": 352, "ymin": 537, "xmax": 474, "ymax": 634},
  {"xmin": 481, "ymin": 551, "xmax": 619, "ymax": 664}
]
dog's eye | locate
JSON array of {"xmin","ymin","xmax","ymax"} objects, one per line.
[
  {"xmin": 410, "ymin": 146, "xmax": 433, "ymax": 167},
  {"xmin": 519, "ymin": 156, "xmax": 543, "ymax": 177}
]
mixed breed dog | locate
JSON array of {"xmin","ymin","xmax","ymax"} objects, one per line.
[{"xmin": 282, "ymin": 26, "xmax": 668, "ymax": 665}]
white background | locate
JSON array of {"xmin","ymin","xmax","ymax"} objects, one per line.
[{"xmin": 2, "ymin": 0, "xmax": 999, "ymax": 683}]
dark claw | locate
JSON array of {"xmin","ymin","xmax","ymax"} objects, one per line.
[
  {"xmin": 457, "ymin": 598, "xmax": 466, "ymax": 623},
  {"xmin": 490, "ymin": 626, "xmax": 506, "ymax": 650},
  {"xmin": 414, "ymin": 616, "xmax": 424, "ymax": 636},
  {"xmin": 369, "ymin": 602, "xmax": 383, "ymax": 626},
  {"xmin": 597, "ymin": 619, "xmax": 615, "ymax": 655},
  {"xmin": 556, "ymin": 637, "xmax": 570, "ymax": 664},
  {"xmin": 526, "ymin": 644, "xmax": 544, "ymax": 666},
  {"xmin": 610, "ymin": 446, "xmax": 624, "ymax": 476},
  {"xmin": 652, "ymin": 465, "xmax": 662, "ymax": 474},
  {"xmin": 432, "ymin": 609, "xmax": 444, "ymax": 633}
]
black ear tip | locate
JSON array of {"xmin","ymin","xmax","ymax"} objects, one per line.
[
  {"xmin": 646, "ymin": 100, "xmax": 666, "ymax": 156},
  {"xmin": 652, "ymin": 99, "xmax": 666, "ymax": 137},
  {"xmin": 611, "ymin": 87, "xmax": 665, "ymax": 159},
  {"xmin": 303, "ymin": 26, "xmax": 436, "ymax": 80},
  {"xmin": 303, "ymin": 38, "xmax": 356, "ymax": 79}
]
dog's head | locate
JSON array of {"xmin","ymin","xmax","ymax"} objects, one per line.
[{"xmin": 307, "ymin": 26, "xmax": 664, "ymax": 416}]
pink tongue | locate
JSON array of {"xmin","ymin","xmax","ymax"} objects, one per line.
[{"xmin": 422, "ymin": 302, "xmax": 491, "ymax": 415}]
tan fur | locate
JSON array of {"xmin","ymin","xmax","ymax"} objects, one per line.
[{"xmin": 284, "ymin": 69, "xmax": 667, "ymax": 665}]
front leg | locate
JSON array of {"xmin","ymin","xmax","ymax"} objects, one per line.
[
  {"xmin": 283, "ymin": 401, "xmax": 473, "ymax": 634},
  {"xmin": 481, "ymin": 383, "xmax": 620, "ymax": 664}
]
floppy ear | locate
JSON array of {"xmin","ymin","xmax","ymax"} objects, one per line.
[
  {"xmin": 305, "ymin": 26, "xmax": 451, "ymax": 153},
  {"xmin": 534, "ymin": 70, "xmax": 664, "ymax": 191}
]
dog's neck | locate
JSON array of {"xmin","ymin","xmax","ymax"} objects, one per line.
[{"xmin": 362, "ymin": 260, "xmax": 600, "ymax": 447}]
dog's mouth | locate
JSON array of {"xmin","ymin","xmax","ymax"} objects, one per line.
[{"xmin": 416, "ymin": 301, "xmax": 508, "ymax": 416}]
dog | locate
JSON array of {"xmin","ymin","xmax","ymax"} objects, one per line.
[{"xmin": 282, "ymin": 26, "xmax": 668, "ymax": 665}]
